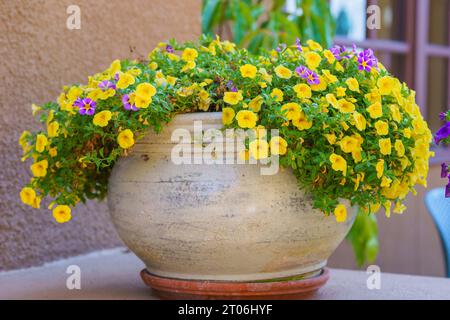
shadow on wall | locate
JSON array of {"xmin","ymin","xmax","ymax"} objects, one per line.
[{"xmin": 0, "ymin": 0, "xmax": 201, "ymax": 271}]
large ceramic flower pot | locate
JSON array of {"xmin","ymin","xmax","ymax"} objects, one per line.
[{"xmin": 108, "ymin": 112, "xmax": 356, "ymax": 285}]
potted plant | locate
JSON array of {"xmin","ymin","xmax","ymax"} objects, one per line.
[{"xmin": 19, "ymin": 36, "xmax": 433, "ymax": 299}]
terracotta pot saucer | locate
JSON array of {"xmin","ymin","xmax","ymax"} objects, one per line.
[{"xmin": 140, "ymin": 268, "xmax": 330, "ymax": 300}]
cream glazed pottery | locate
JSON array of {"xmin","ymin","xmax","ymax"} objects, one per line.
[{"xmin": 107, "ymin": 112, "xmax": 356, "ymax": 281}]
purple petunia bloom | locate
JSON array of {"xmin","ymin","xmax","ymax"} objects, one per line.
[
  {"xmin": 295, "ymin": 38, "xmax": 302, "ymax": 52},
  {"xmin": 74, "ymin": 98, "xmax": 96, "ymax": 115},
  {"xmin": 166, "ymin": 44, "xmax": 174, "ymax": 53},
  {"xmin": 98, "ymin": 80, "xmax": 116, "ymax": 91},
  {"xmin": 276, "ymin": 43, "xmax": 286, "ymax": 53},
  {"xmin": 446, "ymin": 177, "xmax": 450, "ymax": 198},
  {"xmin": 122, "ymin": 94, "xmax": 138, "ymax": 111},
  {"xmin": 226, "ymin": 80, "xmax": 238, "ymax": 92},
  {"xmin": 295, "ymin": 65, "xmax": 309, "ymax": 78},
  {"xmin": 357, "ymin": 49, "xmax": 378, "ymax": 72},
  {"xmin": 442, "ymin": 163, "xmax": 449, "ymax": 178},
  {"xmin": 434, "ymin": 122, "xmax": 450, "ymax": 144},
  {"xmin": 330, "ymin": 45, "xmax": 346, "ymax": 60},
  {"xmin": 114, "ymin": 72, "xmax": 120, "ymax": 81},
  {"xmin": 439, "ymin": 112, "xmax": 447, "ymax": 121},
  {"xmin": 305, "ymin": 70, "xmax": 320, "ymax": 85}
]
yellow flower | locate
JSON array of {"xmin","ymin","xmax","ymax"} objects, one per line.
[
  {"xmin": 335, "ymin": 62, "xmax": 344, "ymax": 72},
  {"xmin": 136, "ymin": 83, "xmax": 157, "ymax": 100},
  {"xmin": 148, "ymin": 62, "xmax": 158, "ymax": 70},
  {"xmin": 249, "ymin": 139, "xmax": 269, "ymax": 160},
  {"xmin": 270, "ymin": 136, "xmax": 288, "ymax": 155},
  {"xmin": 134, "ymin": 95, "xmax": 151, "ymax": 109},
  {"xmin": 31, "ymin": 103, "xmax": 42, "ymax": 116},
  {"xmin": 293, "ymin": 84, "xmax": 312, "ymax": 99},
  {"xmin": 259, "ymin": 68, "xmax": 273, "ymax": 83},
  {"xmin": 236, "ymin": 110, "xmax": 258, "ymax": 129},
  {"xmin": 330, "ymin": 153, "xmax": 347, "ymax": 176},
  {"xmin": 394, "ymin": 202, "xmax": 407, "ymax": 214},
  {"xmin": 377, "ymin": 76, "xmax": 395, "ymax": 95},
  {"xmin": 181, "ymin": 61, "xmax": 196, "ymax": 72},
  {"xmin": 395, "ymin": 139, "xmax": 405, "ymax": 157},
  {"xmin": 374, "ymin": 120, "xmax": 389, "ymax": 136},
  {"xmin": 281, "ymin": 102, "xmax": 301, "ymax": 120},
  {"xmin": 31, "ymin": 159, "xmax": 48, "ymax": 177},
  {"xmin": 222, "ymin": 107, "xmax": 235, "ymax": 125},
  {"xmin": 240, "ymin": 64, "xmax": 257, "ymax": 79},
  {"xmin": 198, "ymin": 90, "xmax": 209, "ymax": 101},
  {"xmin": 334, "ymin": 204, "xmax": 347, "ymax": 223},
  {"xmin": 376, "ymin": 159, "xmax": 384, "ymax": 179},
  {"xmin": 307, "ymin": 39, "xmax": 323, "ymax": 51},
  {"xmin": 367, "ymin": 102, "xmax": 383, "ymax": 119},
  {"xmin": 336, "ymin": 86, "xmax": 347, "ymax": 97},
  {"xmin": 345, "ymin": 78, "xmax": 360, "ymax": 92},
  {"xmin": 117, "ymin": 129, "xmax": 135, "ymax": 149},
  {"xmin": 323, "ymin": 50, "xmax": 336, "ymax": 64},
  {"xmin": 326, "ymin": 93, "xmax": 339, "ymax": 108},
  {"xmin": 116, "ymin": 73, "xmax": 135, "ymax": 89},
  {"xmin": 325, "ymin": 133, "xmax": 337, "ymax": 145},
  {"xmin": 223, "ymin": 91, "xmax": 243, "ymax": 105},
  {"xmin": 248, "ymin": 96, "xmax": 264, "ymax": 112},
  {"xmin": 304, "ymin": 51, "xmax": 321, "ymax": 70},
  {"xmin": 181, "ymin": 48, "xmax": 198, "ymax": 62},
  {"xmin": 379, "ymin": 138, "xmax": 392, "ymax": 155},
  {"xmin": 323, "ymin": 70, "xmax": 338, "ymax": 83},
  {"xmin": 52, "ymin": 205, "xmax": 72, "ymax": 224},
  {"xmin": 381, "ymin": 176, "xmax": 392, "ymax": 188},
  {"xmin": 339, "ymin": 136, "xmax": 360, "ymax": 153},
  {"xmin": 108, "ymin": 59, "xmax": 121, "ymax": 76},
  {"xmin": 311, "ymin": 76, "xmax": 328, "ymax": 91},
  {"xmin": 166, "ymin": 76, "xmax": 177, "ymax": 86},
  {"xmin": 384, "ymin": 201, "xmax": 392, "ymax": 218},
  {"xmin": 30, "ymin": 196, "xmax": 41, "ymax": 209},
  {"xmin": 19, "ymin": 130, "xmax": 31, "ymax": 149},
  {"xmin": 270, "ymin": 88, "xmax": 284, "ymax": 102},
  {"xmin": 35, "ymin": 134, "xmax": 48, "ymax": 153},
  {"xmin": 20, "ymin": 187, "xmax": 36, "ymax": 206},
  {"xmin": 337, "ymin": 99, "xmax": 355, "ymax": 113},
  {"xmin": 292, "ymin": 111, "xmax": 313, "ymax": 130},
  {"xmin": 49, "ymin": 147, "xmax": 57, "ymax": 157},
  {"xmin": 389, "ymin": 104, "xmax": 402, "ymax": 123},
  {"xmin": 353, "ymin": 112, "xmax": 367, "ymax": 131},
  {"xmin": 274, "ymin": 65, "xmax": 292, "ymax": 79},
  {"xmin": 93, "ymin": 110, "xmax": 112, "ymax": 127}
]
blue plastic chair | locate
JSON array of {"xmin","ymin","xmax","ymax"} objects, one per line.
[{"xmin": 424, "ymin": 188, "xmax": 450, "ymax": 277}]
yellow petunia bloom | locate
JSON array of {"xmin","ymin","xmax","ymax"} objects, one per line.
[
  {"xmin": 323, "ymin": 50, "xmax": 336, "ymax": 64},
  {"xmin": 389, "ymin": 104, "xmax": 402, "ymax": 123},
  {"xmin": 376, "ymin": 159, "xmax": 384, "ymax": 179},
  {"xmin": 166, "ymin": 76, "xmax": 177, "ymax": 86},
  {"xmin": 322, "ymin": 70, "xmax": 338, "ymax": 83},
  {"xmin": 93, "ymin": 110, "xmax": 112, "ymax": 127},
  {"xmin": 49, "ymin": 147, "xmax": 57, "ymax": 157},
  {"xmin": 236, "ymin": 110, "xmax": 258, "ymax": 129},
  {"xmin": 335, "ymin": 86, "xmax": 347, "ymax": 97},
  {"xmin": 377, "ymin": 76, "xmax": 395, "ymax": 95},
  {"xmin": 181, "ymin": 48, "xmax": 198, "ymax": 62},
  {"xmin": 394, "ymin": 202, "xmax": 407, "ymax": 214},
  {"xmin": 274, "ymin": 65, "xmax": 292, "ymax": 79},
  {"xmin": 381, "ymin": 176, "xmax": 392, "ymax": 188},
  {"xmin": 116, "ymin": 73, "xmax": 135, "ymax": 89},
  {"xmin": 136, "ymin": 83, "xmax": 157, "ymax": 100},
  {"xmin": 339, "ymin": 136, "xmax": 360, "ymax": 153},
  {"xmin": 240, "ymin": 64, "xmax": 257, "ymax": 79},
  {"xmin": 367, "ymin": 102, "xmax": 383, "ymax": 119},
  {"xmin": 337, "ymin": 99, "xmax": 355, "ymax": 113},
  {"xmin": 353, "ymin": 112, "xmax": 367, "ymax": 131},
  {"xmin": 31, "ymin": 159, "xmax": 48, "ymax": 177},
  {"xmin": 325, "ymin": 133, "xmax": 337, "ymax": 145},
  {"xmin": 326, "ymin": 93, "xmax": 339, "ymax": 108},
  {"xmin": 292, "ymin": 111, "xmax": 313, "ymax": 130},
  {"xmin": 134, "ymin": 95, "xmax": 151, "ymax": 109},
  {"xmin": 270, "ymin": 136, "xmax": 288, "ymax": 155},
  {"xmin": 307, "ymin": 39, "xmax": 323, "ymax": 51},
  {"xmin": 374, "ymin": 120, "xmax": 389, "ymax": 136},
  {"xmin": 304, "ymin": 51, "xmax": 321, "ymax": 70},
  {"xmin": 379, "ymin": 138, "xmax": 392, "ymax": 155},
  {"xmin": 270, "ymin": 88, "xmax": 284, "ymax": 102},
  {"xmin": 334, "ymin": 204, "xmax": 347, "ymax": 223},
  {"xmin": 293, "ymin": 84, "xmax": 312, "ymax": 99},
  {"xmin": 330, "ymin": 153, "xmax": 347, "ymax": 176},
  {"xmin": 222, "ymin": 107, "xmax": 235, "ymax": 125},
  {"xmin": 345, "ymin": 78, "xmax": 360, "ymax": 92},
  {"xmin": 35, "ymin": 134, "xmax": 48, "ymax": 153},
  {"xmin": 52, "ymin": 205, "xmax": 72, "ymax": 223},
  {"xmin": 223, "ymin": 91, "xmax": 243, "ymax": 105},
  {"xmin": 394, "ymin": 139, "xmax": 405, "ymax": 157},
  {"xmin": 20, "ymin": 187, "xmax": 36, "ymax": 206},
  {"xmin": 249, "ymin": 139, "xmax": 269, "ymax": 160},
  {"xmin": 403, "ymin": 128, "xmax": 412, "ymax": 138},
  {"xmin": 281, "ymin": 102, "xmax": 301, "ymax": 120},
  {"xmin": 248, "ymin": 96, "xmax": 264, "ymax": 112},
  {"xmin": 117, "ymin": 129, "xmax": 135, "ymax": 149}
]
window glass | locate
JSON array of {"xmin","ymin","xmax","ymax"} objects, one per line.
[{"xmin": 331, "ymin": 0, "xmax": 367, "ymax": 41}]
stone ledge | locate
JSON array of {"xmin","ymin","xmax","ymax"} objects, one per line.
[{"xmin": 0, "ymin": 247, "xmax": 449, "ymax": 300}]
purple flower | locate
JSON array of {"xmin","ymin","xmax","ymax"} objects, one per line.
[
  {"xmin": 122, "ymin": 94, "xmax": 138, "ymax": 111},
  {"xmin": 446, "ymin": 177, "xmax": 450, "ymax": 198},
  {"xmin": 330, "ymin": 45, "xmax": 346, "ymax": 60},
  {"xmin": 98, "ymin": 80, "xmax": 116, "ymax": 91},
  {"xmin": 276, "ymin": 43, "xmax": 286, "ymax": 52},
  {"xmin": 305, "ymin": 70, "xmax": 320, "ymax": 85},
  {"xmin": 441, "ymin": 163, "xmax": 449, "ymax": 178},
  {"xmin": 434, "ymin": 122, "xmax": 450, "ymax": 144},
  {"xmin": 295, "ymin": 38, "xmax": 302, "ymax": 52},
  {"xmin": 357, "ymin": 49, "xmax": 378, "ymax": 72},
  {"xmin": 295, "ymin": 65, "xmax": 309, "ymax": 78},
  {"xmin": 114, "ymin": 73, "xmax": 120, "ymax": 81},
  {"xmin": 166, "ymin": 45, "xmax": 174, "ymax": 53},
  {"xmin": 74, "ymin": 98, "xmax": 96, "ymax": 116},
  {"xmin": 226, "ymin": 80, "xmax": 238, "ymax": 92},
  {"xmin": 439, "ymin": 112, "xmax": 447, "ymax": 121}
]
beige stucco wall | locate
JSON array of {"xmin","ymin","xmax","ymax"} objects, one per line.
[{"xmin": 0, "ymin": 0, "xmax": 201, "ymax": 271}]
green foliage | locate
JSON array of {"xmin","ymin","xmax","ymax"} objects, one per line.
[
  {"xmin": 346, "ymin": 211, "xmax": 379, "ymax": 267},
  {"xmin": 202, "ymin": 0, "xmax": 336, "ymax": 54}
]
